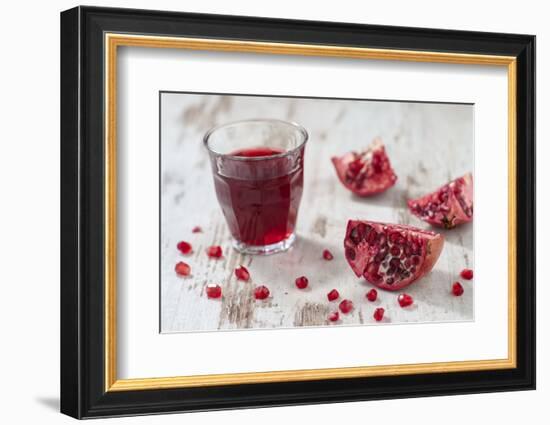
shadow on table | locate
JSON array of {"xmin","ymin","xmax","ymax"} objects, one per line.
[
  {"xmin": 35, "ymin": 396, "xmax": 59, "ymax": 412},
  {"xmin": 349, "ymin": 187, "xmax": 410, "ymax": 209}
]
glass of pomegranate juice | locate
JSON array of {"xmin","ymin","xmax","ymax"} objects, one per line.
[{"xmin": 204, "ymin": 119, "xmax": 308, "ymax": 255}]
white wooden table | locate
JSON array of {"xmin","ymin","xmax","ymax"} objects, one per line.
[{"xmin": 160, "ymin": 93, "xmax": 474, "ymax": 333}]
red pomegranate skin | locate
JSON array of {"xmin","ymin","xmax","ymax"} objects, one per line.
[
  {"xmin": 331, "ymin": 138, "xmax": 397, "ymax": 196},
  {"xmin": 408, "ymin": 173, "xmax": 473, "ymax": 228},
  {"xmin": 344, "ymin": 220, "xmax": 444, "ymax": 291}
]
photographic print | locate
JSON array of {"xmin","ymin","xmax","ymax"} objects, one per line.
[{"xmin": 160, "ymin": 93, "xmax": 474, "ymax": 333}]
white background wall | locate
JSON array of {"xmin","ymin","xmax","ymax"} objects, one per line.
[{"xmin": 0, "ymin": 0, "xmax": 545, "ymax": 423}]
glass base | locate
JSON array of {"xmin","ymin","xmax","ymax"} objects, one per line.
[{"xmin": 232, "ymin": 233, "xmax": 296, "ymax": 255}]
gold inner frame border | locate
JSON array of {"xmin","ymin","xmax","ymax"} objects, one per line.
[{"xmin": 104, "ymin": 33, "xmax": 517, "ymax": 392}]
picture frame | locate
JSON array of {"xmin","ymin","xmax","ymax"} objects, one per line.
[{"xmin": 60, "ymin": 5, "xmax": 535, "ymax": 419}]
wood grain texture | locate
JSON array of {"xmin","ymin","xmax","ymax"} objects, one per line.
[{"xmin": 160, "ymin": 93, "xmax": 474, "ymax": 333}]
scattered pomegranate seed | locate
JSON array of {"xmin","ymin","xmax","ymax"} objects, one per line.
[
  {"xmin": 206, "ymin": 245, "xmax": 223, "ymax": 258},
  {"xmin": 295, "ymin": 276, "xmax": 309, "ymax": 289},
  {"xmin": 322, "ymin": 249, "xmax": 334, "ymax": 260},
  {"xmin": 254, "ymin": 285, "xmax": 270, "ymax": 300},
  {"xmin": 176, "ymin": 241, "xmax": 192, "ymax": 255},
  {"xmin": 373, "ymin": 307, "xmax": 385, "ymax": 322},
  {"xmin": 192, "ymin": 226, "xmax": 202, "ymax": 233},
  {"xmin": 327, "ymin": 289, "xmax": 339, "ymax": 301},
  {"xmin": 235, "ymin": 266, "xmax": 250, "ymax": 281},
  {"xmin": 339, "ymin": 299, "xmax": 354, "ymax": 314},
  {"xmin": 460, "ymin": 268, "xmax": 474, "ymax": 280},
  {"xmin": 206, "ymin": 284, "xmax": 222, "ymax": 299},
  {"xmin": 366, "ymin": 288, "xmax": 378, "ymax": 302},
  {"xmin": 452, "ymin": 281, "xmax": 464, "ymax": 296},
  {"xmin": 328, "ymin": 311, "xmax": 340, "ymax": 322},
  {"xmin": 398, "ymin": 293, "xmax": 414, "ymax": 308},
  {"xmin": 174, "ymin": 261, "xmax": 191, "ymax": 276}
]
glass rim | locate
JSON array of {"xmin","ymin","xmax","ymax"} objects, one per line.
[{"xmin": 203, "ymin": 118, "xmax": 309, "ymax": 161}]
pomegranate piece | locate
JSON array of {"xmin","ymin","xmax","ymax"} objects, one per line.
[
  {"xmin": 373, "ymin": 307, "xmax": 385, "ymax": 322},
  {"xmin": 452, "ymin": 281, "xmax": 464, "ymax": 296},
  {"xmin": 460, "ymin": 268, "xmax": 474, "ymax": 280},
  {"xmin": 408, "ymin": 173, "xmax": 473, "ymax": 229},
  {"xmin": 331, "ymin": 138, "xmax": 397, "ymax": 196},
  {"xmin": 344, "ymin": 220, "xmax": 444, "ymax": 291},
  {"xmin": 206, "ymin": 245, "xmax": 223, "ymax": 258},
  {"xmin": 366, "ymin": 288, "xmax": 378, "ymax": 302},
  {"xmin": 174, "ymin": 261, "xmax": 191, "ymax": 276},
  {"xmin": 234, "ymin": 266, "xmax": 250, "ymax": 281},
  {"xmin": 322, "ymin": 249, "xmax": 334, "ymax": 260},
  {"xmin": 328, "ymin": 311, "xmax": 340, "ymax": 322},
  {"xmin": 327, "ymin": 289, "xmax": 340, "ymax": 301},
  {"xmin": 398, "ymin": 293, "xmax": 414, "ymax": 307},
  {"xmin": 206, "ymin": 284, "xmax": 222, "ymax": 299},
  {"xmin": 176, "ymin": 241, "xmax": 192, "ymax": 255},
  {"xmin": 339, "ymin": 299, "xmax": 354, "ymax": 314},
  {"xmin": 192, "ymin": 226, "xmax": 202, "ymax": 233},
  {"xmin": 254, "ymin": 285, "xmax": 270, "ymax": 300},
  {"xmin": 295, "ymin": 276, "xmax": 309, "ymax": 289}
]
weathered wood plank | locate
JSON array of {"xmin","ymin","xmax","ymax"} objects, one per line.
[{"xmin": 160, "ymin": 94, "xmax": 473, "ymax": 333}]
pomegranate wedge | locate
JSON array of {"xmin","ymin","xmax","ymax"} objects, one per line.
[
  {"xmin": 331, "ymin": 138, "xmax": 397, "ymax": 196},
  {"xmin": 344, "ymin": 220, "xmax": 444, "ymax": 291},
  {"xmin": 408, "ymin": 173, "xmax": 473, "ymax": 228}
]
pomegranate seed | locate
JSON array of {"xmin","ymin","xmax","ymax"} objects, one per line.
[
  {"xmin": 177, "ymin": 241, "xmax": 192, "ymax": 255},
  {"xmin": 327, "ymin": 289, "xmax": 339, "ymax": 301},
  {"xmin": 452, "ymin": 281, "xmax": 464, "ymax": 296},
  {"xmin": 254, "ymin": 285, "xmax": 270, "ymax": 300},
  {"xmin": 373, "ymin": 307, "xmax": 385, "ymax": 322},
  {"xmin": 206, "ymin": 284, "xmax": 222, "ymax": 299},
  {"xmin": 460, "ymin": 268, "xmax": 474, "ymax": 280},
  {"xmin": 346, "ymin": 247, "xmax": 356, "ymax": 260},
  {"xmin": 174, "ymin": 261, "xmax": 191, "ymax": 276},
  {"xmin": 322, "ymin": 249, "xmax": 334, "ymax": 260},
  {"xmin": 192, "ymin": 226, "xmax": 202, "ymax": 233},
  {"xmin": 295, "ymin": 276, "xmax": 309, "ymax": 289},
  {"xmin": 206, "ymin": 245, "xmax": 223, "ymax": 258},
  {"xmin": 398, "ymin": 293, "xmax": 414, "ymax": 308},
  {"xmin": 328, "ymin": 311, "xmax": 340, "ymax": 322},
  {"xmin": 234, "ymin": 266, "xmax": 250, "ymax": 281},
  {"xmin": 366, "ymin": 288, "xmax": 378, "ymax": 302},
  {"xmin": 339, "ymin": 299, "xmax": 354, "ymax": 314}
]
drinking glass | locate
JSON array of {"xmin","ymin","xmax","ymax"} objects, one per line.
[{"xmin": 204, "ymin": 119, "xmax": 308, "ymax": 255}]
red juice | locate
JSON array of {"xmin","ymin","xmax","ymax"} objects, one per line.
[
  {"xmin": 212, "ymin": 146, "xmax": 304, "ymax": 246},
  {"xmin": 233, "ymin": 147, "xmax": 281, "ymax": 157}
]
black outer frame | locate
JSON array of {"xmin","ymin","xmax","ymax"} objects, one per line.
[{"xmin": 60, "ymin": 5, "xmax": 535, "ymax": 419}]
